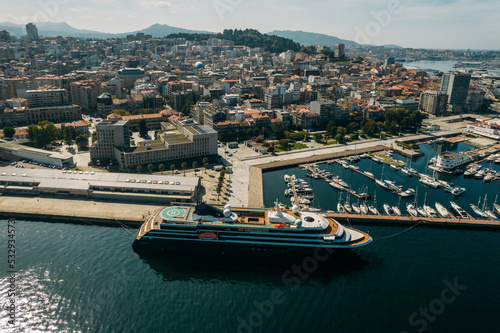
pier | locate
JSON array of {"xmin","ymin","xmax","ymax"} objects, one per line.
[{"xmin": 325, "ymin": 212, "xmax": 500, "ymax": 230}]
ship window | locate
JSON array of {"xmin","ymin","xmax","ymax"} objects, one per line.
[{"xmin": 304, "ymin": 216, "xmax": 315, "ymax": 222}]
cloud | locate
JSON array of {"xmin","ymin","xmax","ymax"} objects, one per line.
[
  {"xmin": 69, "ymin": 7, "xmax": 90, "ymax": 13},
  {"xmin": 81, "ymin": 15, "xmax": 98, "ymax": 20},
  {"xmin": 139, "ymin": 0, "xmax": 172, "ymax": 9}
]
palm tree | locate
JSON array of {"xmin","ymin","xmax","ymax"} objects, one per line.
[
  {"xmin": 203, "ymin": 157, "xmax": 208, "ymax": 173},
  {"xmin": 170, "ymin": 164, "xmax": 175, "ymax": 175},
  {"xmin": 148, "ymin": 164, "xmax": 154, "ymax": 173},
  {"xmin": 136, "ymin": 165, "xmax": 142, "ymax": 174},
  {"xmin": 126, "ymin": 163, "xmax": 131, "ymax": 173},
  {"xmin": 192, "ymin": 161, "xmax": 198, "ymax": 175},
  {"xmin": 159, "ymin": 163, "xmax": 165, "ymax": 175},
  {"xmin": 181, "ymin": 162, "xmax": 187, "ymax": 176}
]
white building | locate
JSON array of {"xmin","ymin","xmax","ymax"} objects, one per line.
[
  {"xmin": 466, "ymin": 121, "xmax": 500, "ymax": 140},
  {"xmin": 436, "ymin": 152, "xmax": 472, "ymax": 170}
]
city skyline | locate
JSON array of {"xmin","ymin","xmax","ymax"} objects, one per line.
[{"xmin": 0, "ymin": 0, "xmax": 499, "ymax": 50}]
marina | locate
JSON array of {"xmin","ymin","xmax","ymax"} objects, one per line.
[{"xmin": 264, "ymin": 140, "xmax": 500, "ymax": 227}]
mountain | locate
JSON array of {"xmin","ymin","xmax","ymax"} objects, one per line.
[
  {"xmin": 267, "ymin": 30, "xmax": 360, "ymax": 47},
  {"xmin": 127, "ymin": 24, "xmax": 211, "ymax": 38},
  {"xmin": 0, "ymin": 22, "xmax": 212, "ymax": 39},
  {"xmin": 267, "ymin": 30, "xmax": 404, "ymax": 48}
]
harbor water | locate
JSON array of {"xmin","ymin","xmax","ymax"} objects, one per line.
[
  {"xmin": 0, "ymin": 218, "xmax": 499, "ymax": 333},
  {"xmin": 0, "ymin": 142, "xmax": 499, "ymax": 333},
  {"xmin": 263, "ymin": 142, "xmax": 500, "ymax": 217}
]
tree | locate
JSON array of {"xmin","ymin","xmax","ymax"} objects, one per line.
[
  {"xmin": 362, "ymin": 120, "xmax": 379, "ymax": 137},
  {"xmin": 203, "ymin": 157, "xmax": 208, "ymax": 173},
  {"xmin": 136, "ymin": 165, "xmax": 142, "ymax": 174},
  {"xmin": 159, "ymin": 163, "xmax": 165, "ymax": 175},
  {"xmin": 314, "ymin": 133, "xmax": 323, "ymax": 143},
  {"xmin": 181, "ymin": 162, "xmax": 187, "ymax": 176},
  {"xmin": 28, "ymin": 121, "xmax": 58, "ymax": 148},
  {"xmin": 148, "ymin": 164, "xmax": 154, "ymax": 173},
  {"xmin": 192, "ymin": 161, "xmax": 198, "ymax": 175},
  {"xmin": 91, "ymin": 131, "xmax": 97, "ymax": 143},
  {"xmin": 3, "ymin": 126, "xmax": 15, "ymax": 139},
  {"xmin": 335, "ymin": 133, "xmax": 345, "ymax": 144},
  {"xmin": 170, "ymin": 164, "xmax": 175, "ymax": 175},
  {"xmin": 347, "ymin": 122, "xmax": 359, "ymax": 133},
  {"xmin": 278, "ymin": 139, "xmax": 289, "ymax": 151},
  {"xmin": 75, "ymin": 134, "xmax": 89, "ymax": 151},
  {"xmin": 139, "ymin": 119, "xmax": 148, "ymax": 137},
  {"xmin": 126, "ymin": 163, "xmax": 132, "ymax": 173}
]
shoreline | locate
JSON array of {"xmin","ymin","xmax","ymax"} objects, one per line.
[{"xmin": 1, "ymin": 195, "xmax": 499, "ymax": 231}]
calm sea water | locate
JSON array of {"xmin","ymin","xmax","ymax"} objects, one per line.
[
  {"xmin": 0, "ymin": 142, "xmax": 499, "ymax": 333},
  {"xmin": 0, "ymin": 219, "xmax": 499, "ymax": 333},
  {"xmin": 264, "ymin": 142, "xmax": 500, "ymax": 215}
]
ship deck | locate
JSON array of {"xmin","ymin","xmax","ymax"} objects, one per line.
[{"xmin": 140, "ymin": 206, "xmax": 343, "ymax": 237}]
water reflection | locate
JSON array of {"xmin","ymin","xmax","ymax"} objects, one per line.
[{"xmin": 136, "ymin": 249, "xmax": 369, "ymax": 285}]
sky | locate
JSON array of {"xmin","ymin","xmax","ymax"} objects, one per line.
[{"xmin": 0, "ymin": 0, "xmax": 499, "ymax": 49}]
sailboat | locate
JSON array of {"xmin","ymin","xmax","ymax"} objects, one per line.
[
  {"xmin": 344, "ymin": 201, "xmax": 352, "ymax": 214},
  {"xmin": 393, "ymin": 197, "xmax": 402, "ymax": 216},
  {"xmin": 360, "ymin": 201, "xmax": 369, "ymax": 214},
  {"xmin": 470, "ymin": 197, "xmax": 487, "ymax": 218},
  {"xmin": 383, "ymin": 203, "xmax": 395, "ymax": 216},
  {"xmin": 337, "ymin": 192, "xmax": 345, "ymax": 213},
  {"xmin": 368, "ymin": 193, "xmax": 379, "ymax": 215},
  {"xmin": 406, "ymin": 203, "xmax": 418, "ymax": 217},
  {"xmin": 423, "ymin": 193, "xmax": 438, "ymax": 218},
  {"xmin": 352, "ymin": 202, "xmax": 361, "ymax": 214},
  {"xmin": 435, "ymin": 203, "xmax": 451, "ymax": 218},
  {"xmin": 494, "ymin": 195, "xmax": 500, "ymax": 215}
]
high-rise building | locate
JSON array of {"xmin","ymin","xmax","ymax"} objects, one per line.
[
  {"xmin": 90, "ymin": 120, "xmax": 130, "ymax": 164},
  {"xmin": 264, "ymin": 84, "xmax": 287, "ymax": 109},
  {"xmin": 335, "ymin": 43, "xmax": 345, "ymax": 58},
  {"xmin": 70, "ymin": 80, "xmax": 101, "ymax": 113},
  {"xmin": 419, "ymin": 90, "xmax": 448, "ymax": 115},
  {"xmin": 26, "ymin": 23, "xmax": 39, "ymax": 39},
  {"xmin": 26, "ymin": 86, "xmax": 70, "ymax": 108},
  {"xmin": 310, "ymin": 99, "xmax": 347, "ymax": 122},
  {"xmin": 466, "ymin": 87, "xmax": 485, "ymax": 113},
  {"xmin": 96, "ymin": 93, "xmax": 113, "ymax": 117},
  {"xmin": 440, "ymin": 73, "xmax": 471, "ymax": 111}
]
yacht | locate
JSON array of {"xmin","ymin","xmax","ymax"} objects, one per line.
[
  {"xmin": 435, "ymin": 203, "xmax": 451, "ymax": 218},
  {"xmin": 364, "ymin": 171, "xmax": 374, "ymax": 178},
  {"xmin": 451, "ymin": 187, "xmax": 466, "ymax": 196},
  {"xmin": 416, "ymin": 206, "xmax": 427, "ymax": 217},
  {"xmin": 383, "ymin": 204, "xmax": 395, "ymax": 216},
  {"xmin": 360, "ymin": 202, "xmax": 369, "ymax": 214},
  {"xmin": 450, "ymin": 201, "xmax": 469, "ymax": 219},
  {"xmin": 337, "ymin": 202, "xmax": 345, "ymax": 214},
  {"xmin": 399, "ymin": 188, "xmax": 415, "ymax": 198},
  {"xmin": 375, "ymin": 179, "xmax": 391, "ymax": 190},
  {"xmin": 133, "ymin": 202, "xmax": 373, "ymax": 256},
  {"xmin": 406, "ymin": 203, "xmax": 418, "ymax": 217},
  {"xmin": 344, "ymin": 201, "xmax": 353, "ymax": 214},
  {"xmin": 470, "ymin": 204, "xmax": 487, "ymax": 218},
  {"xmin": 392, "ymin": 206, "xmax": 402, "ymax": 216},
  {"xmin": 390, "ymin": 164, "xmax": 400, "ymax": 171},
  {"xmin": 484, "ymin": 210, "xmax": 497, "ymax": 220},
  {"xmin": 419, "ymin": 176, "xmax": 441, "ymax": 189},
  {"xmin": 368, "ymin": 204, "xmax": 379, "ymax": 215},
  {"xmin": 423, "ymin": 205, "xmax": 438, "ymax": 218},
  {"xmin": 401, "ymin": 167, "xmax": 413, "ymax": 177},
  {"xmin": 330, "ymin": 182, "xmax": 345, "ymax": 191},
  {"xmin": 351, "ymin": 203, "xmax": 361, "ymax": 214},
  {"xmin": 494, "ymin": 203, "xmax": 500, "ymax": 215}
]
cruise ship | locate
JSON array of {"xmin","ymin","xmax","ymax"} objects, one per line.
[{"xmin": 133, "ymin": 202, "xmax": 372, "ymax": 256}]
